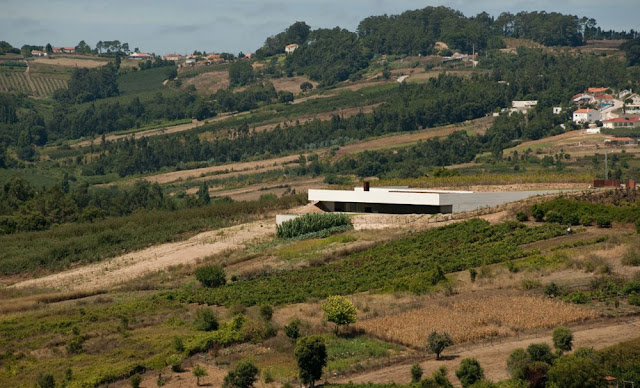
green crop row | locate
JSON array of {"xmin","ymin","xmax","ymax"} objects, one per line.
[
  {"xmin": 168, "ymin": 219, "xmax": 566, "ymax": 306},
  {"xmin": 276, "ymin": 213, "xmax": 351, "ymax": 238}
]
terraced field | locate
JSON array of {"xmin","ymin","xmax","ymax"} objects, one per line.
[{"xmin": 0, "ymin": 70, "xmax": 67, "ymax": 96}]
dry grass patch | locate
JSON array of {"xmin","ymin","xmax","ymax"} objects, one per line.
[{"xmin": 357, "ymin": 290, "xmax": 599, "ymax": 347}]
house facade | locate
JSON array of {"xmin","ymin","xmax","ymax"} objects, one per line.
[
  {"xmin": 130, "ymin": 52, "xmax": 152, "ymax": 60},
  {"xmin": 573, "ymin": 108, "xmax": 601, "ymax": 124},
  {"xmin": 603, "ymin": 117, "xmax": 640, "ymax": 129},
  {"xmin": 285, "ymin": 44, "xmax": 299, "ymax": 54},
  {"xmin": 163, "ymin": 54, "xmax": 183, "ymax": 61}
]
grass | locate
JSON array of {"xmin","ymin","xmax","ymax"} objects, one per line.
[{"xmin": 325, "ymin": 334, "xmax": 403, "ymax": 373}]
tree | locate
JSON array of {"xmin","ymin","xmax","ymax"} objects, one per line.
[
  {"xmin": 45, "ymin": 43, "xmax": 52, "ymax": 53},
  {"xmin": 193, "ymin": 308, "xmax": 219, "ymax": 331},
  {"xmin": 506, "ymin": 348, "xmax": 530, "ymax": 380},
  {"xmin": 228, "ymin": 60, "xmax": 255, "ymax": 87},
  {"xmin": 259, "ymin": 304, "xmax": 273, "ymax": 321},
  {"xmin": 278, "ymin": 91, "xmax": 294, "ymax": 104},
  {"xmin": 552, "ymin": 326, "xmax": 573, "ymax": 352},
  {"xmin": 427, "ymin": 331, "xmax": 454, "ymax": 360},
  {"xmin": 455, "ymin": 358, "xmax": 484, "ymax": 387},
  {"xmin": 526, "ymin": 343, "xmax": 554, "ymax": 364},
  {"xmin": 193, "ymin": 364, "xmax": 208, "ymax": 386},
  {"xmin": 547, "ymin": 355, "xmax": 605, "ymax": 388},
  {"xmin": 411, "ymin": 362, "xmax": 423, "ymax": 383},
  {"xmin": 195, "ymin": 265, "xmax": 226, "ymax": 288},
  {"xmin": 300, "ymin": 82, "xmax": 313, "ymax": 92},
  {"xmin": 294, "ymin": 336, "xmax": 327, "ymax": 388},
  {"xmin": 223, "ymin": 360, "xmax": 259, "ymax": 388},
  {"xmin": 197, "ymin": 182, "xmax": 211, "ymax": 205},
  {"xmin": 321, "ymin": 295, "xmax": 357, "ymax": 333}
]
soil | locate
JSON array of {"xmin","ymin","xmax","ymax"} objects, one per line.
[
  {"xmin": 334, "ymin": 317, "xmax": 640, "ymax": 386},
  {"xmin": 32, "ymin": 56, "xmax": 108, "ymax": 68}
]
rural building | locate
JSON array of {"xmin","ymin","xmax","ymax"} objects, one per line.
[
  {"xmin": 31, "ymin": 50, "xmax": 46, "ymax": 57},
  {"xmin": 163, "ymin": 54, "xmax": 183, "ymax": 61},
  {"xmin": 285, "ymin": 44, "xmax": 299, "ymax": 54},
  {"xmin": 130, "ymin": 52, "xmax": 152, "ymax": 60},
  {"xmin": 603, "ymin": 117, "xmax": 640, "ymax": 129},
  {"xmin": 573, "ymin": 108, "xmax": 601, "ymax": 124},
  {"xmin": 63, "ymin": 47, "xmax": 75, "ymax": 53},
  {"xmin": 588, "ymin": 87, "xmax": 610, "ymax": 94},
  {"xmin": 511, "ymin": 100, "xmax": 537, "ymax": 113},
  {"xmin": 594, "ymin": 93, "xmax": 614, "ymax": 107},
  {"xmin": 553, "ymin": 107, "xmax": 563, "ymax": 114},
  {"xmin": 572, "ymin": 93, "xmax": 594, "ymax": 105},
  {"xmin": 308, "ymin": 185, "xmax": 566, "ymax": 214},
  {"xmin": 52, "ymin": 46, "xmax": 63, "ymax": 53},
  {"xmin": 206, "ymin": 54, "xmax": 222, "ymax": 63}
]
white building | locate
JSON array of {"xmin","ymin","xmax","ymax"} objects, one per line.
[
  {"xmin": 163, "ymin": 54, "xmax": 183, "ymax": 61},
  {"xmin": 308, "ymin": 185, "xmax": 567, "ymax": 214},
  {"xmin": 573, "ymin": 108, "xmax": 601, "ymax": 124},
  {"xmin": 285, "ymin": 44, "xmax": 299, "ymax": 54},
  {"xmin": 553, "ymin": 107, "xmax": 563, "ymax": 114},
  {"xmin": 129, "ymin": 52, "xmax": 152, "ymax": 60},
  {"xmin": 603, "ymin": 117, "xmax": 640, "ymax": 129}
]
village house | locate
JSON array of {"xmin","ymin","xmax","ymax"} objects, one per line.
[
  {"xmin": 130, "ymin": 52, "xmax": 152, "ymax": 60},
  {"xmin": 587, "ymin": 87, "xmax": 610, "ymax": 94},
  {"xmin": 511, "ymin": 100, "xmax": 537, "ymax": 112},
  {"xmin": 206, "ymin": 54, "xmax": 222, "ymax": 63},
  {"xmin": 572, "ymin": 93, "xmax": 594, "ymax": 105},
  {"xmin": 605, "ymin": 137, "xmax": 637, "ymax": 146},
  {"xmin": 31, "ymin": 50, "xmax": 46, "ymax": 57},
  {"xmin": 285, "ymin": 44, "xmax": 299, "ymax": 54},
  {"xmin": 573, "ymin": 108, "xmax": 601, "ymax": 124},
  {"xmin": 593, "ymin": 93, "xmax": 614, "ymax": 107},
  {"xmin": 603, "ymin": 117, "xmax": 640, "ymax": 129},
  {"xmin": 163, "ymin": 54, "xmax": 183, "ymax": 61}
]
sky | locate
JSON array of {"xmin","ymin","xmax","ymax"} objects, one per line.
[{"xmin": 1, "ymin": 0, "xmax": 638, "ymax": 55}]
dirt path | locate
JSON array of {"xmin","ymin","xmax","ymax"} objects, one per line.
[
  {"xmin": 335, "ymin": 317, "xmax": 640, "ymax": 386},
  {"xmin": 23, "ymin": 60, "xmax": 37, "ymax": 94},
  {"xmin": 9, "ymin": 219, "xmax": 277, "ymax": 292}
]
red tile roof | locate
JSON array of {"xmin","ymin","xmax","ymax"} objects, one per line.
[
  {"xmin": 574, "ymin": 108, "xmax": 595, "ymax": 113},
  {"xmin": 286, "ymin": 44, "xmax": 299, "ymax": 48},
  {"xmin": 605, "ymin": 117, "xmax": 640, "ymax": 122},
  {"xmin": 609, "ymin": 137, "xmax": 635, "ymax": 142},
  {"xmin": 63, "ymin": 47, "xmax": 75, "ymax": 50},
  {"xmin": 588, "ymin": 87, "xmax": 609, "ymax": 93}
]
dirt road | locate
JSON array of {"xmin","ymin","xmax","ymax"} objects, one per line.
[
  {"xmin": 9, "ymin": 219, "xmax": 277, "ymax": 292},
  {"xmin": 335, "ymin": 317, "xmax": 640, "ymax": 386}
]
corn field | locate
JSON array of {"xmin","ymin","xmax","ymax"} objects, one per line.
[
  {"xmin": 357, "ymin": 292, "xmax": 599, "ymax": 347},
  {"xmin": 276, "ymin": 213, "xmax": 351, "ymax": 238}
]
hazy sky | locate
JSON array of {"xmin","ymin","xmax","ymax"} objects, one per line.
[{"xmin": 1, "ymin": 0, "xmax": 638, "ymax": 55}]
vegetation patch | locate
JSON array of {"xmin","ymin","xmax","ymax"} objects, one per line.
[{"xmin": 276, "ymin": 213, "xmax": 351, "ymax": 239}]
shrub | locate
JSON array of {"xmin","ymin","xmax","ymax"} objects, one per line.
[
  {"xmin": 194, "ymin": 308, "xmax": 219, "ymax": 331},
  {"xmin": 427, "ymin": 331, "xmax": 454, "ymax": 360},
  {"xmin": 130, "ymin": 373, "xmax": 142, "ymax": 388},
  {"xmin": 623, "ymin": 281, "xmax": 640, "ymax": 295},
  {"xmin": 531, "ymin": 205, "xmax": 545, "ymax": 222},
  {"xmin": 622, "ymin": 246, "xmax": 640, "ymax": 266},
  {"xmin": 411, "ymin": 362, "xmax": 423, "ymax": 383},
  {"xmin": 36, "ymin": 373, "xmax": 56, "ymax": 388},
  {"xmin": 580, "ymin": 214, "xmax": 594, "ymax": 226},
  {"xmin": 284, "ymin": 318, "xmax": 301, "ymax": 340},
  {"xmin": 628, "ymin": 295, "xmax": 640, "ymax": 306},
  {"xmin": 567, "ymin": 290, "xmax": 589, "ymax": 304},
  {"xmin": 552, "ymin": 326, "xmax": 573, "ymax": 352},
  {"xmin": 544, "ymin": 282, "xmax": 561, "ymax": 297},
  {"xmin": 455, "ymin": 358, "xmax": 484, "ymax": 387},
  {"xmin": 521, "ymin": 279, "xmax": 542, "ymax": 290},
  {"xmin": 516, "ymin": 212, "xmax": 529, "ymax": 222},
  {"xmin": 276, "ymin": 213, "xmax": 351, "ymax": 239},
  {"xmin": 193, "ymin": 364, "xmax": 208, "ymax": 386},
  {"xmin": 506, "ymin": 348, "xmax": 530, "ymax": 380},
  {"xmin": 596, "ymin": 216, "xmax": 612, "ymax": 228},
  {"xmin": 469, "ymin": 268, "xmax": 477, "ymax": 283},
  {"xmin": 167, "ymin": 354, "xmax": 184, "ymax": 372},
  {"xmin": 223, "ymin": 360, "xmax": 259, "ymax": 388},
  {"xmin": 545, "ymin": 211, "xmax": 563, "ymax": 224},
  {"xmin": 259, "ymin": 304, "xmax": 273, "ymax": 321},
  {"xmin": 195, "ymin": 265, "xmax": 226, "ymax": 288}
]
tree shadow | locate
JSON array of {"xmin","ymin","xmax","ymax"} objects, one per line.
[{"xmin": 438, "ymin": 354, "xmax": 460, "ymax": 361}]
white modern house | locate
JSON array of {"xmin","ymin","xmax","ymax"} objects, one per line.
[
  {"xmin": 308, "ymin": 185, "xmax": 565, "ymax": 214},
  {"xmin": 603, "ymin": 117, "xmax": 640, "ymax": 129},
  {"xmin": 573, "ymin": 108, "xmax": 601, "ymax": 124}
]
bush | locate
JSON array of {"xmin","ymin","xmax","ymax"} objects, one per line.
[
  {"xmin": 167, "ymin": 354, "xmax": 184, "ymax": 372},
  {"xmin": 276, "ymin": 213, "xmax": 351, "ymax": 239},
  {"xmin": 411, "ymin": 362, "xmax": 423, "ymax": 383},
  {"xmin": 531, "ymin": 205, "xmax": 545, "ymax": 222},
  {"xmin": 284, "ymin": 318, "xmax": 301, "ymax": 340},
  {"xmin": 223, "ymin": 360, "xmax": 259, "ymax": 388},
  {"xmin": 544, "ymin": 282, "xmax": 561, "ymax": 297},
  {"xmin": 552, "ymin": 326, "xmax": 573, "ymax": 352},
  {"xmin": 130, "ymin": 373, "xmax": 142, "ymax": 388},
  {"xmin": 567, "ymin": 290, "xmax": 589, "ymax": 304},
  {"xmin": 628, "ymin": 295, "xmax": 640, "ymax": 306},
  {"xmin": 623, "ymin": 281, "xmax": 640, "ymax": 295},
  {"xmin": 455, "ymin": 358, "xmax": 484, "ymax": 387},
  {"xmin": 506, "ymin": 348, "xmax": 530, "ymax": 380},
  {"xmin": 596, "ymin": 217, "xmax": 612, "ymax": 228},
  {"xmin": 622, "ymin": 247, "xmax": 640, "ymax": 266},
  {"xmin": 469, "ymin": 268, "xmax": 477, "ymax": 283},
  {"xmin": 194, "ymin": 308, "xmax": 219, "ymax": 331},
  {"xmin": 259, "ymin": 304, "xmax": 273, "ymax": 321},
  {"xmin": 526, "ymin": 343, "xmax": 554, "ymax": 364},
  {"xmin": 36, "ymin": 373, "xmax": 56, "ymax": 388},
  {"xmin": 195, "ymin": 265, "xmax": 226, "ymax": 288},
  {"xmin": 545, "ymin": 211, "xmax": 563, "ymax": 224},
  {"xmin": 580, "ymin": 214, "xmax": 594, "ymax": 226},
  {"xmin": 516, "ymin": 212, "xmax": 529, "ymax": 222}
]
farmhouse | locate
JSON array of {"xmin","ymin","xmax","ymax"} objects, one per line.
[
  {"xmin": 285, "ymin": 44, "xmax": 299, "ymax": 54},
  {"xmin": 573, "ymin": 108, "xmax": 601, "ymax": 124},
  {"xmin": 605, "ymin": 137, "xmax": 637, "ymax": 146},
  {"xmin": 308, "ymin": 184, "xmax": 565, "ymax": 214},
  {"xmin": 603, "ymin": 117, "xmax": 640, "ymax": 129},
  {"xmin": 130, "ymin": 52, "xmax": 152, "ymax": 60},
  {"xmin": 31, "ymin": 50, "xmax": 46, "ymax": 57},
  {"xmin": 163, "ymin": 54, "xmax": 183, "ymax": 61}
]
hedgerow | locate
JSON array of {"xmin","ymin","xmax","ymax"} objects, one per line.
[{"xmin": 276, "ymin": 213, "xmax": 351, "ymax": 239}]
